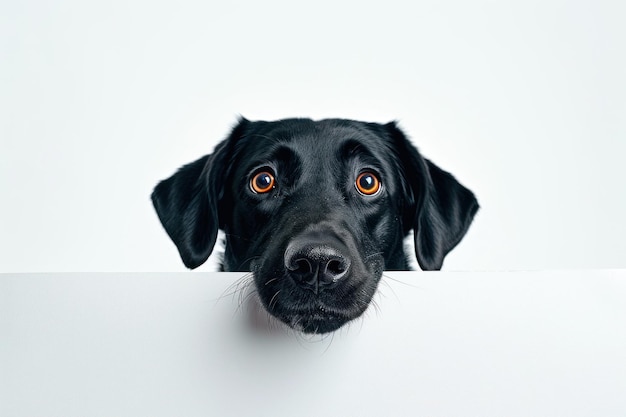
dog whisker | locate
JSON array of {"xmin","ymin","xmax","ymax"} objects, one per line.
[
  {"xmin": 236, "ymin": 285, "xmax": 258, "ymax": 316},
  {"xmin": 268, "ymin": 290, "xmax": 282, "ymax": 311},
  {"xmin": 377, "ymin": 276, "xmax": 401, "ymax": 304},
  {"xmin": 318, "ymin": 330, "xmax": 336, "ymax": 355},
  {"xmin": 215, "ymin": 273, "xmax": 253, "ymax": 303},
  {"xmin": 381, "ymin": 272, "xmax": 422, "ymax": 288},
  {"xmin": 364, "ymin": 251, "xmax": 384, "ymax": 260},
  {"xmin": 264, "ymin": 277, "xmax": 280, "ymax": 286},
  {"xmin": 369, "ymin": 297, "xmax": 382, "ymax": 318}
]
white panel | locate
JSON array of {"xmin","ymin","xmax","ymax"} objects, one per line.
[{"xmin": 2, "ymin": 270, "xmax": 625, "ymax": 416}]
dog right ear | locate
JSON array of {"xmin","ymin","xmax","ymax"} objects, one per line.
[{"xmin": 151, "ymin": 119, "xmax": 248, "ymax": 269}]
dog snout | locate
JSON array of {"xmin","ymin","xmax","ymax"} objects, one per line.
[{"xmin": 284, "ymin": 242, "xmax": 351, "ymax": 294}]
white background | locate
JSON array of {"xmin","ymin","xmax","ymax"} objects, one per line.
[{"xmin": 1, "ymin": 0, "xmax": 625, "ymax": 272}]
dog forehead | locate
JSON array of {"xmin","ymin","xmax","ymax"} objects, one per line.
[{"xmin": 239, "ymin": 118, "xmax": 388, "ymax": 160}]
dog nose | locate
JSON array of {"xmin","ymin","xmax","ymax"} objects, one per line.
[{"xmin": 284, "ymin": 243, "xmax": 351, "ymax": 293}]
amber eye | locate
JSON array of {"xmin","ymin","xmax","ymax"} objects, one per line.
[
  {"xmin": 355, "ymin": 172, "xmax": 381, "ymax": 196},
  {"xmin": 250, "ymin": 171, "xmax": 276, "ymax": 193}
]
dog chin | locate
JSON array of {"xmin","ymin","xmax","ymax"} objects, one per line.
[
  {"xmin": 266, "ymin": 296, "xmax": 371, "ymax": 334},
  {"xmin": 281, "ymin": 310, "xmax": 355, "ymax": 334},
  {"xmin": 243, "ymin": 291, "xmax": 357, "ymax": 335}
]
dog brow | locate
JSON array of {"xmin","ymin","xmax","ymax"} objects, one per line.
[
  {"xmin": 340, "ymin": 139, "xmax": 368, "ymax": 157},
  {"xmin": 269, "ymin": 145, "xmax": 300, "ymax": 165}
]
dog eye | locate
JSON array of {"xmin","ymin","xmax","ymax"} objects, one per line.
[
  {"xmin": 355, "ymin": 172, "xmax": 381, "ymax": 196},
  {"xmin": 250, "ymin": 171, "xmax": 276, "ymax": 194}
]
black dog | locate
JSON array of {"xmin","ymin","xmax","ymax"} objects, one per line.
[{"xmin": 152, "ymin": 118, "xmax": 478, "ymax": 333}]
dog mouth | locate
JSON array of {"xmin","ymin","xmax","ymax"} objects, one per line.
[{"xmin": 251, "ymin": 268, "xmax": 382, "ymax": 334}]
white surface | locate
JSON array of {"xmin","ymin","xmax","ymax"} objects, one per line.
[
  {"xmin": 2, "ymin": 270, "xmax": 626, "ymax": 416},
  {"xmin": 2, "ymin": 1, "xmax": 626, "ymax": 272}
]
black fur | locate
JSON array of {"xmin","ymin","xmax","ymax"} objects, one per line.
[{"xmin": 152, "ymin": 118, "xmax": 478, "ymax": 333}]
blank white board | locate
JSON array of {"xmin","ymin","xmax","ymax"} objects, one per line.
[{"xmin": 2, "ymin": 270, "xmax": 625, "ymax": 416}]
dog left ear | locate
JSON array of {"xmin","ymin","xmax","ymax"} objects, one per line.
[
  {"xmin": 384, "ymin": 122, "xmax": 479, "ymax": 270},
  {"xmin": 415, "ymin": 159, "xmax": 479, "ymax": 270}
]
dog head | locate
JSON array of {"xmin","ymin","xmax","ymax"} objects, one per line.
[{"xmin": 152, "ymin": 118, "xmax": 478, "ymax": 333}]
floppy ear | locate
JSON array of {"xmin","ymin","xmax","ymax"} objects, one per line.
[
  {"xmin": 415, "ymin": 159, "xmax": 479, "ymax": 270},
  {"xmin": 385, "ymin": 122, "xmax": 479, "ymax": 270},
  {"xmin": 151, "ymin": 119, "xmax": 247, "ymax": 269}
]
